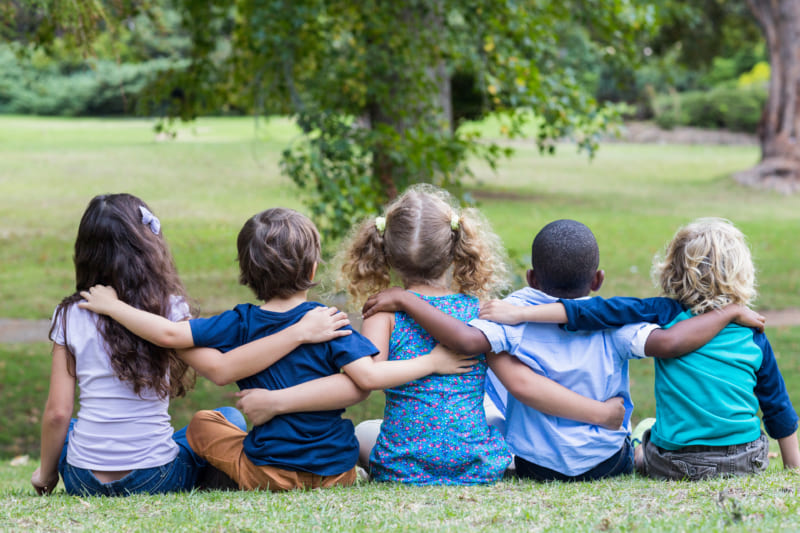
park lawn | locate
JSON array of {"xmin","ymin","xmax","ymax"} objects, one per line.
[
  {"xmin": 2, "ymin": 116, "xmax": 800, "ymax": 319},
  {"xmin": 2, "ymin": 458, "xmax": 800, "ymax": 531}
]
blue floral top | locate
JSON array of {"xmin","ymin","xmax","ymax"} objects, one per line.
[{"xmin": 369, "ymin": 293, "xmax": 511, "ymax": 484}]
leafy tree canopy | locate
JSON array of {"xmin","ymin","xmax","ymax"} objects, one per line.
[{"xmin": 4, "ymin": 0, "xmax": 656, "ymax": 240}]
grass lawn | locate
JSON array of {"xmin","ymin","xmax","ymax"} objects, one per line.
[
  {"xmin": 2, "ymin": 116, "xmax": 800, "ymax": 530},
  {"xmin": 2, "ymin": 458, "xmax": 800, "ymax": 531}
]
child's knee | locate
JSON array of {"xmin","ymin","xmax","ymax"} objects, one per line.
[{"xmin": 213, "ymin": 406, "xmax": 247, "ymax": 431}]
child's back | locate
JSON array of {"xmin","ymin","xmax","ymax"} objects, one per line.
[
  {"xmin": 189, "ymin": 300, "xmax": 375, "ymax": 476},
  {"xmin": 373, "ymin": 293, "xmax": 508, "ymax": 484},
  {"xmin": 473, "ymin": 284, "xmax": 652, "ymax": 478},
  {"xmin": 343, "ymin": 185, "xmax": 512, "ymax": 485},
  {"xmin": 651, "ymin": 309, "xmax": 763, "ymax": 450}
]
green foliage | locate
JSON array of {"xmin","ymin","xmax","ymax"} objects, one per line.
[
  {"xmin": 739, "ymin": 61, "xmax": 770, "ymax": 88},
  {"xmin": 0, "ymin": 45, "xmax": 183, "ymax": 116},
  {"xmin": 653, "ymin": 85, "xmax": 766, "ymax": 132},
  {"xmin": 137, "ymin": 0, "xmax": 652, "ymax": 239},
  {"xmin": 0, "ymin": 5, "xmax": 193, "ymax": 117}
]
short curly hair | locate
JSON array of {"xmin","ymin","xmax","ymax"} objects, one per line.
[
  {"xmin": 237, "ymin": 208, "xmax": 321, "ymax": 301},
  {"xmin": 531, "ymin": 219, "xmax": 599, "ymax": 298},
  {"xmin": 652, "ymin": 217, "xmax": 756, "ymax": 314}
]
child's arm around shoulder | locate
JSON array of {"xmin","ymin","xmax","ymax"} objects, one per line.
[
  {"xmin": 479, "ymin": 295, "xmax": 766, "ymax": 360},
  {"xmin": 341, "ymin": 309, "xmax": 477, "ymax": 391},
  {"xmin": 478, "ymin": 299, "xmax": 568, "ymax": 325},
  {"xmin": 180, "ymin": 306, "xmax": 353, "ymax": 385},
  {"xmin": 644, "ymin": 304, "xmax": 765, "ymax": 359},
  {"xmin": 362, "ymin": 287, "xmax": 490, "ymax": 354},
  {"xmin": 79, "ymin": 285, "xmax": 193, "ymax": 348}
]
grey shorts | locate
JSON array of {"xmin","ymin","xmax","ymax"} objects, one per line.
[{"xmin": 639, "ymin": 430, "xmax": 769, "ymax": 481}]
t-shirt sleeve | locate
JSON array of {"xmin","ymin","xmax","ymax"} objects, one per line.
[
  {"xmin": 468, "ymin": 318, "xmax": 516, "ymax": 354},
  {"xmin": 189, "ymin": 309, "xmax": 245, "ymax": 352},
  {"xmin": 560, "ymin": 296, "xmax": 685, "ymax": 331},
  {"xmin": 610, "ymin": 322, "xmax": 659, "ymax": 360},
  {"xmin": 49, "ymin": 307, "xmax": 65, "ymax": 345},
  {"xmin": 168, "ymin": 296, "xmax": 191, "ymax": 322},
  {"xmin": 753, "ymin": 332, "xmax": 799, "ymax": 439},
  {"xmin": 327, "ymin": 328, "xmax": 380, "ymax": 369}
]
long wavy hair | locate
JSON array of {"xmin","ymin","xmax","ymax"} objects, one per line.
[
  {"xmin": 652, "ymin": 217, "xmax": 757, "ymax": 314},
  {"xmin": 340, "ymin": 184, "xmax": 510, "ymax": 304},
  {"xmin": 51, "ymin": 194, "xmax": 194, "ymax": 399}
]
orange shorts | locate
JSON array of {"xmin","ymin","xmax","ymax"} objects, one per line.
[{"xmin": 186, "ymin": 410, "xmax": 357, "ymax": 491}]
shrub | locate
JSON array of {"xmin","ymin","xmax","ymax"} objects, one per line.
[
  {"xmin": 653, "ymin": 84, "xmax": 766, "ymax": 133},
  {"xmin": 0, "ymin": 45, "xmax": 185, "ymax": 116}
]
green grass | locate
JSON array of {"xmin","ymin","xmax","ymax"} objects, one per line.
[
  {"xmin": 3, "ymin": 116, "xmax": 800, "ymax": 530},
  {"xmin": 2, "ymin": 459, "xmax": 800, "ymax": 531},
  {"xmin": 2, "ymin": 116, "xmax": 800, "ymax": 318}
]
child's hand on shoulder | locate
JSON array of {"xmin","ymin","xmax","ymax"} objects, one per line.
[
  {"xmin": 479, "ymin": 299, "xmax": 526, "ymax": 325},
  {"xmin": 297, "ymin": 306, "xmax": 352, "ymax": 343},
  {"xmin": 728, "ymin": 304, "xmax": 765, "ymax": 333},
  {"xmin": 428, "ymin": 344, "xmax": 478, "ymax": 375},
  {"xmin": 362, "ymin": 287, "xmax": 409, "ymax": 319},
  {"xmin": 78, "ymin": 285, "xmax": 121, "ymax": 316}
]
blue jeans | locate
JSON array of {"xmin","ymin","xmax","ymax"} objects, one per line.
[
  {"xmin": 58, "ymin": 407, "xmax": 246, "ymax": 496},
  {"xmin": 515, "ymin": 438, "xmax": 634, "ymax": 482}
]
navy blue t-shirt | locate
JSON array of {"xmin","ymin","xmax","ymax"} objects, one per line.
[{"xmin": 190, "ymin": 301, "xmax": 378, "ymax": 476}]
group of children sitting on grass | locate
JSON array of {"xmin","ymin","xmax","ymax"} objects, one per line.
[{"xmin": 32, "ymin": 185, "xmax": 799, "ymax": 496}]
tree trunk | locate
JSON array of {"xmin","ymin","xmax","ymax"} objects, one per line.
[{"xmin": 736, "ymin": 0, "xmax": 800, "ymax": 193}]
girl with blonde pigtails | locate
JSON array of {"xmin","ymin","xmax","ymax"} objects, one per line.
[{"xmin": 340, "ymin": 184, "xmax": 513, "ymax": 484}]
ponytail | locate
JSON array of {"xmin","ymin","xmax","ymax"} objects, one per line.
[
  {"xmin": 452, "ymin": 207, "xmax": 510, "ymax": 300},
  {"xmin": 340, "ymin": 216, "xmax": 392, "ymax": 305}
]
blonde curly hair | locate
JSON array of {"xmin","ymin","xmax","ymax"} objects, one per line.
[
  {"xmin": 339, "ymin": 184, "xmax": 510, "ymax": 305},
  {"xmin": 652, "ymin": 217, "xmax": 756, "ymax": 314}
]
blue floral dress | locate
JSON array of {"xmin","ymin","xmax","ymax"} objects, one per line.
[{"xmin": 369, "ymin": 293, "xmax": 511, "ymax": 484}]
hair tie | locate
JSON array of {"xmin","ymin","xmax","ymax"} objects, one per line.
[
  {"xmin": 139, "ymin": 206, "xmax": 161, "ymax": 235},
  {"xmin": 450, "ymin": 212, "xmax": 460, "ymax": 231},
  {"xmin": 375, "ymin": 216, "xmax": 386, "ymax": 236}
]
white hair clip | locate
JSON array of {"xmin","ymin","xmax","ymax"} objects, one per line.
[
  {"xmin": 139, "ymin": 206, "xmax": 161, "ymax": 235},
  {"xmin": 450, "ymin": 212, "xmax": 460, "ymax": 231},
  {"xmin": 375, "ymin": 216, "xmax": 386, "ymax": 235}
]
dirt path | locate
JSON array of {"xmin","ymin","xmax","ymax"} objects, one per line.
[{"xmin": 3, "ymin": 309, "xmax": 800, "ymax": 343}]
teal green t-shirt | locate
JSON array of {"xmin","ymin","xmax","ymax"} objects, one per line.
[{"xmin": 650, "ymin": 310, "xmax": 763, "ymax": 450}]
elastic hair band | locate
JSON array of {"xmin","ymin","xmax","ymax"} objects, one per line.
[
  {"xmin": 375, "ymin": 216, "xmax": 386, "ymax": 236},
  {"xmin": 450, "ymin": 212, "xmax": 460, "ymax": 231},
  {"xmin": 139, "ymin": 206, "xmax": 161, "ymax": 235}
]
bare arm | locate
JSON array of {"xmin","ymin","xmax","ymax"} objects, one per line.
[
  {"xmin": 778, "ymin": 431, "xmax": 800, "ymax": 469},
  {"xmin": 644, "ymin": 304, "xmax": 765, "ymax": 359},
  {"xmin": 341, "ymin": 312, "xmax": 477, "ymax": 391},
  {"xmin": 179, "ymin": 306, "xmax": 352, "ymax": 385},
  {"xmin": 362, "ymin": 287, "xmax": 490, "ymax": 354},
  {"xmin": 235, "ymin": 374, "xmax": 369, "ymax": 425},
  {"xmin": 78, "ymin": 285, "xmax": 193, "ymax": 348},
  {"xmin": 32, "ymin": 343, "xmax": 75, "ymax": 495},
  {"xmin": 488, "ymin": 351, "xmax": 625, "ymax": 430}
]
